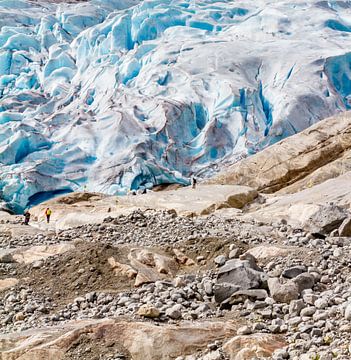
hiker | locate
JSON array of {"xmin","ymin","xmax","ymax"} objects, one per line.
[
  {"xmin": 191, "ymin": 176, "xmax": 197, "ymax": 189},
  {"xmin": 24, "ymin": 210, "xmax": 30, "ymax": 225},
  {"xmin": 45, "ymin": 208, "xmax": 52, "ymax": 223}
]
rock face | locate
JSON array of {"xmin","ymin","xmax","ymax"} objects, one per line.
[
  {"xmin": 0, "ymin": 320, "xmax": 237, "ymax": 360},
  {"xmin": 249, "ymin": 172, "xmax": 351, "ymax": 228},
  {"xmin": 210, "ymin": 113, "xmax": 351, "ymax": 194}
]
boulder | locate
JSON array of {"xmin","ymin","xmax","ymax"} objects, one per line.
[
  {"xmin": 108, "ymin": 257, "xmax": 138, "ymax": 279},
  {"xmin": 339, "ymin": 217, "xmax": 351, "ymax": 237},
  {"xmin": 293, "ymin": 273, "xmax": 315, "ymax": 293},
  {"xmin": 282, "ymin": 266, "xmax": 307, "ymax": 279},
  {"xmin": 245, "ymin": 246, "xmax": 290, "ymax": 262},
  {"xmin": 172, "ymin": 249, "xmax": 195, "ymax": 266},
  {"xmin": 165, "ymin": 305, "xmax": 183, "ymax": 320},
  {"xmin": 214, "ymin": 259, "xmax": 267, "ymax": 303},
  {"xmin": 223, "ymin": 334, "xmax": 286, "ymax": 360},
  {"xmin": 214, "ymin": 283, "xmax": 241, "ymax": 304},
  {"xmin": 303, "ymin": 204, "xmax": 347, "ymax": 235},
  {"xmin": 128, "ymin": 249, "xmax": 179, "ymax": 287},
  {"xmin": 268, "ymin": 278, "xmax": 299, "ymax": 303}
]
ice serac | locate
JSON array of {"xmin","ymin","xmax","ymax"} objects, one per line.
[{"xmin": 1, "ymin": 0, "xmax": 351, "ymax": 212}]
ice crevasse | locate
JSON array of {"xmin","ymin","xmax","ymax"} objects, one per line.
[{"xmin": 1, "ymin": 0, "xmax": 351, "ymax": 212}]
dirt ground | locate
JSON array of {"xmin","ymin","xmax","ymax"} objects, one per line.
[{"xmin": 16, "ymin": 242, "xmax": 135, "ymax": 307}]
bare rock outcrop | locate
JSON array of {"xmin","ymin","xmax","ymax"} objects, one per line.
[
  {"xmin": 0, "ymin": 320, "xmax": 237, "ymax": 360},
  {"xmin": 209, "ymin": 112, "xmax": 351, "ymax": 194}
]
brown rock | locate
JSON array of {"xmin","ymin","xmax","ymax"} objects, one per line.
[
  {"xmin": 173, "ymin": 249, "xmax": 195, "ymax": 266},
  {"xmin": 128, "ymin": 249, "xmax": 178, "ymax": 287},
  {"xmin": 107, "ymin": 257, "xmax": 137, "ymax": 279},
  {"xmin": 137, "ymin": 305, "xmax": 160, "ymax": 318},
  {"xmin": 14, "ymin": 312, "xmax": 25, "ymax": 322},
  {"xmin": 223, "ymin": 333, "xmax": 286, "ymax": 360},
  {"xmin": 0, "ymin": 320, "xmax": 237, "ymax": 360}
]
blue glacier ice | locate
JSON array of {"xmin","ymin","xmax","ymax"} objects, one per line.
[{"xmin": 1, "ymin": 0, "xmax": 351, "ymax": 212}]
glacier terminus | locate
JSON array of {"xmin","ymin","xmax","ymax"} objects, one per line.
[{"xmin": 1, "ymin": 0, "xmax": 351, "ymax": 212}]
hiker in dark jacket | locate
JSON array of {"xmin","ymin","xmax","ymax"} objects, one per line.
[{"xmin": 24, "ymin": 211, "xmax": 30, "ymax": 225}]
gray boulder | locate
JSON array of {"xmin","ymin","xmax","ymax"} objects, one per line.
[
  {"xmin": 214, "ymin": 258, "xmax": 267, "ymax": 303},
  {"xmin": 268, "ymin": 278, "xmax": 299, "ymax": 303},
  {"xmin": 282, "ymin": 265, "xmax": 307, "ymax": 279},
  {"xmin": 293, "ymin": 273, "xmax": 315, "ymax": 293},
  {"xmin": 305, "ymin": 204, "xmax": 347, "ymax": 235},
  {"xmin": 213, "ymin": 283, "xmax": 240, "ymax": 303}
]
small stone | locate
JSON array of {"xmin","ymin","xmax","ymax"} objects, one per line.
[
  {"xmin": 300, "ymin": 306, "xmax": 316, "ymax": 317},
  {"xmin": 137, "ymin": 304, "xmax": 160, "ymax": 318},
  {"xmin": 282, "ymin": 266, "xmax": 307, "ymax": 279},
  {"xmin": 314, "ymin": 298, "xmax": 328, "ymax": 309},
  {"xmin": 303, "ymin": 293, "xmax": 318, "ymax": 305},
  {"xmin": 310, "ymin": 328, "xmax": 322, "ymax": 337},
  {"xmin": 237, "ymin": 325, "xmax": 252, "ymax": 335},
  {"xmin": 289, "ymin": 299, "xmax": 305, "ymax": 315},
  {"xmin": 320, "ymin": 275, "xmax": 330, "ymax": 284},
  {"xmin": 229, "ymin": 248, "xmax": 241, "ymax": 259},
  {"xmin": 214, "ymin": 255, "xmax": 227, "ymax": 266},
  {"xmin": 165, "ymin": 304, "xmax": 182, "ymax": 320},
  {"xmin": 32, "ymin": 260, "xmax": 44, "ymax": 269},
  {"xmin": 14, "ymin": 312, "xmax": 25, "ymax": 321}
]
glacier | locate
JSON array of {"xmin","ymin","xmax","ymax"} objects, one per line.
[{"xmin": 1, "ymin": 0, "xmax": 351, "ymax": 212}]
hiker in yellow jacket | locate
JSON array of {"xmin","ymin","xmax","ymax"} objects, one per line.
[{"xmin": 45, "ymin": 208, "xmax": 52, "ymax": 223}]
